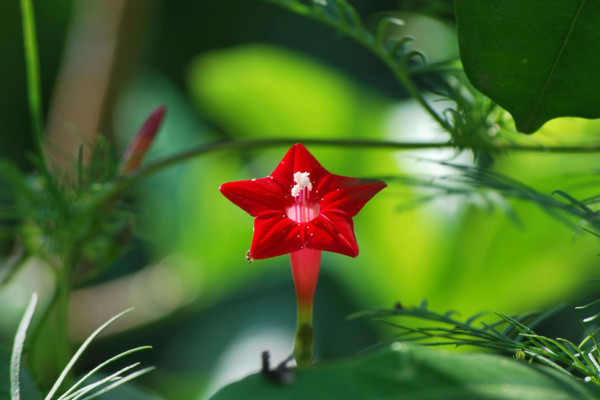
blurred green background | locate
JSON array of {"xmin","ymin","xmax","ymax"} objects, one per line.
[{"xmin": 1, "ymin": 1, "xmax": 600, "ymax": 399}]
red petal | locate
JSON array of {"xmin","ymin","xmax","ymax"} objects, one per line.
[
  {"xmin": 318, "ymin": 175, "xmax": 387, "ymax": 217},
  {"xmin": 306, "ymin": 210, "xmax": 359, "ymax": 257},
  {"xmin": 220, "ymin": 177, "xmax": 290, "ymax": 217},
  {"xmin": 270, "ymin": 143, "xmax": 331, "ymax": 190},
  {"xmin": 250, "ymin": 211, "xmax": 303, "ymax": 259}
]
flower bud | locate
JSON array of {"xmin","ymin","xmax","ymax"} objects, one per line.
[{"xmin": 120, "ymin": 106, "xmax": 166, "ymax": 174}]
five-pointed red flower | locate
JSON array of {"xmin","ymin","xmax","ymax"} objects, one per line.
[
  {"xmin": 219, "ymin": 143, "xmax": 386, "ymax": 259},
  {"xmin": 220, "ymin": 143, "xmax": 385, "ymax": 365}
]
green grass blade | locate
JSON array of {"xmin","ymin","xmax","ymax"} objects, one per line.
[
  {"xmin": 44, "ymin": 308, "xmax": 134, "ymax": 400},
  {"xmin": 19, "ymin": 0, "xmax": 45, "ymax": 165},
  {"xmin": 57, "ymin": 346, "xmax": 152, "ymax": 400},
  {"xmin": 76, "ymin": 367, "xmax": 155, "ymax": 400},
  {"xmin": 11, "ymin": 293, "xmax": 38, "ymax": 400},
  {"xmin": 63, "ymin": 363, "xmax": 141, "ymax": 400}
]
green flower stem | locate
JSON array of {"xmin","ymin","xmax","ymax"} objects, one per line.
[
  {"xmin": 27, "ymin": 266, "xmax": 72, "ymax": 389},
  {"xmin": 28, "ymin": 292, "xmax": 57, "ymax": 350},
  {"xmin": 114, "ymin": 137, "xmax": 600, "ymax": 201},
  {"xmin": 19, "ymin": 0, "xmax": 46, "ymax": 167},
  {"xmin": 130, "ymin": 138, "xmax": 600, "ymax": 184},
  {"xmin": 294, "ymin": 303, "xmax": 315, "ymax": 367},
  {"xmin": 123, "ymin": 139, "xmax": 456, "ymax": 185},
  {"xmin": 47, "ymin": 247, "xmax": 78, "ymax": 388}
]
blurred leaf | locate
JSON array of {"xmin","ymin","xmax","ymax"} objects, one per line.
[
  {"xmin": 346, "ymin": 150, "xmax": 600, "ymax": 322},
  {"xmin": 187, "ymin": 44, "xmax": 390, "ymax": 138},
  {"xmin": 0, "ymin": 347, "xmax": 42, "ymax": 400},
  {"xmin": 210, "ymin": 344, "xmax": 600, "ymax": 400},
  {"xmin": 456, "ymin": 0, "xmax": 600, "ymax": 133}
]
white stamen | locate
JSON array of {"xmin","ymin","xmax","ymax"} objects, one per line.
[{"xmin": 291, "ymin": 171, "xmax": 312, "ymax": 197}]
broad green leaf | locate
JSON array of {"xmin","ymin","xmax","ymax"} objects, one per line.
[
  {"xmin": 0, "ymin": 346, "xmax": 42, "ymax": 400},
  {"xmin": 455, "ymin": 0, "xmax": 600, "ymax": 133},
  {"xmin": 210, "ymin": 345, "xmax": 600, "ymax": 400}
]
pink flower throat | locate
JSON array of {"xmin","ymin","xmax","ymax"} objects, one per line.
[{"xmin": 286, "ymin": 171, "xmax": 320, "ymax": 223}]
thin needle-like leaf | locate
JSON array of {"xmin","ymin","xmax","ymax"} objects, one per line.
[
  {"xmin": 57, "ymin": 346, "xmax": 152, "ymax": 400},
  {"xmin": 44, "ymin": 308, "xmax": 134, "ymax": 400},
  {"xmin": 63, "ymin": 363, "xmax": 141, "ymax": 400},
  {"xmin": 76, "ymin": 367, "xmax": 155, "ymax": 400},
  {"xmin": 11, "ymin": 293, "xmax": 38, "ymax": 400}
]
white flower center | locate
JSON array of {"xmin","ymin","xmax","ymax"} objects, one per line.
[
  {"xmin": 287, "ymin": 171, "xmax": 319, "ymax": 224},
  {"xmin": 291, "ymin": 171, "xmax": 312, "ymax": 197}
]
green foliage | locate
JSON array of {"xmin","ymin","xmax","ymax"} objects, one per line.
[
  {"xmin": 0, "ymin": 136, "xmax": 131, "ymax": 285},
  {"xmin": 260, "ymin": 1, "xmax": 445, "ymax": 124},
  {"xmin": 263, "ymin": 0, "xmax": 518, "ymax": 159},
  {"xmin": 455, "ymin": 0, "xmax": 600, "ymax": 133},
  {"xmin": 352, "ymin": 300, "xmax": 600, "ymax": 383},
  {"xmin": 387, "ymin": 161, "xmax": 600, "ymax": 236},
  {"xmin": 210, "ymin": 344, "xmax": 600, "ymax": 399},
  {"xmin": 8, "ymin": 296, "xmax": 155, "ymax": 400},
  {"xmin": 6, "ymin": 0, "xmax": 600, "ymax": 398},
  {"xmin": 44, "ymin": 309, "xmax": 153, "ymax": 400},
  {"xmin": 421, "ymin": 71, "xmax": 515, "ymax": 161}
]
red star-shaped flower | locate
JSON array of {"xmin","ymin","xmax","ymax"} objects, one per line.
[
  {"xmin": 220, "ymin": 143, "xmax": 385, "ymax": 366},
  {"xmin": 219, "ymin": 143, "xmax": 386, "ymax": 259}
]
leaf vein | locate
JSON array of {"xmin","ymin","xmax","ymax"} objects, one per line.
[{"xmin": 525, "ymin": 0, "xmax": 587, "ymax": 130}]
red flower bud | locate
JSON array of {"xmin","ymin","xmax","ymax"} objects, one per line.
[{"xmin": 120, "ymin": 106, "xmax": 166, "ymax": 174}]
